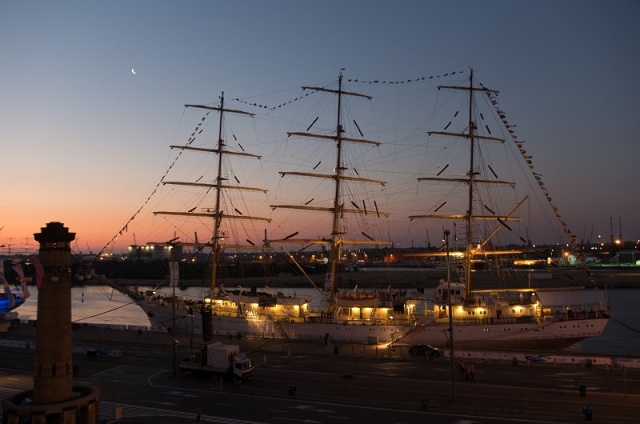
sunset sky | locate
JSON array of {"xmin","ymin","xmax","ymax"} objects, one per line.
[{"xmin": 1, "ymin": 0, "xmax": 638, "ymax": 256}]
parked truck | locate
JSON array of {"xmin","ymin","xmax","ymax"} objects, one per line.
[{"xmin": 178, "ymin": 342, "xmax": 254, "ymax": 381}]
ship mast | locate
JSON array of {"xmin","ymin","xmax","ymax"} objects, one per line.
[
  {"xmin": 329, "ymin": 73, "xmax": 346, "ymax": 311},
  {"xmin": 411, "ymin": 69, "xmax": 521, "ymax": 297},
  {"xmin": 464, "ymin": 70, "xmax": 477, "ymax": 296},
  {"xmin": 271, "ymin": 73, "xmax": 389, "ymax": 312},
  {"xmin": 153, "ymin": 92, "xmax": 271, "ymax": 293}
]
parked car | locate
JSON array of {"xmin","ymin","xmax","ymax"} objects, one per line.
[{"xmin": 409, "ymin": 344, "xmax": 441, "ymax": 358}]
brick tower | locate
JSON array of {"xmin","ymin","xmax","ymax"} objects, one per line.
[
  {"xmin": 32, "ymin": 221, "xmax": 76, "ymax": 403},
  {"xmin": 2, "ymin": 222, "xmax": 100, "ymax": 423}
]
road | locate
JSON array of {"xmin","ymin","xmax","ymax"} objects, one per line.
[{"xmin": 1, "ymin": 327, "xmax": 639, "ymax": 423}]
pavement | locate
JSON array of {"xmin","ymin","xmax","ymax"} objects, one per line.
[{"xmin": 2, "ymin": 322, "xmax": 640, "ymax": 423}]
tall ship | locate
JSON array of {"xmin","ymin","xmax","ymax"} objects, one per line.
[{"xmin": 98, "ymin": 72, "xmax": 610, "ymax": 351}]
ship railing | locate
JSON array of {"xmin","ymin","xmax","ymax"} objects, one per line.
[
  {"xmin": 339, "ymin": 319, "xmax": 375, "ymax": 326},
  {"xmin": 244, "ymin": 310, "xmax": 260, "ymax": 319},
  {"xmin": 540, "ymin": 309, "xmax": 608, "ymax": 322},
  {"xmin": 452, "ymin": 316, "xmax": 538, "ymax": 326},
  {"xmin": 463, "ymin": 299, "xmax": 537, "ymax": 308}
]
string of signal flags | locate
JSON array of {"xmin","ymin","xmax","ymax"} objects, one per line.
[{"xmin": 231, "ymin": 70, "xmax": 466, "ymax": 110}]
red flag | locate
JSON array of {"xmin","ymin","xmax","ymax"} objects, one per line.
[
  {"xmin": 33, "ymin": 257, "xmax": 44, "ymax": 288},
  {"xmin": 12, "ymin": 264, "xmax": 30, "ymax": 299}
]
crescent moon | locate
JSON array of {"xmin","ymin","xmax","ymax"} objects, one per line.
[{"xmin": 131, "ymin": 68, "xmax": 136, "ymax": 75}]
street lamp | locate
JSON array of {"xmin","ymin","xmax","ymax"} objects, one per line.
[
  {"xmin": 201, "ymin": 297, "xmax": 214, "ymax": 343},
  {"xmin": 444, "ymin": 229, "xmax": 456, "ymax": 402}
]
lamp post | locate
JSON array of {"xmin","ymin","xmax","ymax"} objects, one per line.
[
  {"xmin": 444, "ymin": 229, "xmax": 456, "ymax": 402},
  {"xmin": 202, "ymin": 297, "xmax": 213, "ymax": 342},
  {"xmin": 169, "ymin": 248, "xmax": 180, "ymax": 377},
  {"xmin": 214, "ymin": 302, "xmax": 222, "ymax": 339}
]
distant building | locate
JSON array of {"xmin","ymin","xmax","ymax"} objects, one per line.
[
  {"xmin": 614, "ymin": 250, "xmax": 640, "ymax": 266},
  {"xmin": 126, "ymin": 244, "xmax": 174, "ymax": 261}
]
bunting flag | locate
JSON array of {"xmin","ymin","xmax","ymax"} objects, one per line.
[
  {"xmin": 481, "ymin": 84, "xmax": 581, "ymax": 249},
  {"xmin": 233, "ymin": 90, "xmax": 317, "ymax": 110},
  {"xmin": 33, "ymin": 257, "xmax": 44, "ymax": 288},
  {"xmin": 346, "ymin": 70, "xmax": 466, "ymax": 85},
  {"xmin": 12, "ymin": 264, "xmax": 30, "ymax": 299},
  {"xmin": 169, "ymin": 261, "xmax": 179, "ymax": 287}
]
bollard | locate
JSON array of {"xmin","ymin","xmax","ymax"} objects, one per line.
[
  {"xmin": 579, "ymin": 384, "xmax": 586, "ymax": 397},
  {"xmin": 288, "ymin": 384, "xmax": 297, "ymax": 396},
  {"xmin": 582, "ymin": 404, "xmax": 592, "ymax": 421},
  {"xmin": 420, "ymin": 395, "xmax": 429, "ymax": 410}
]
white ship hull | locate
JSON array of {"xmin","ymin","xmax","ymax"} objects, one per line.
[{"xmin": 140, "ymin": 298, "xmax": 609, "ymax": 351}]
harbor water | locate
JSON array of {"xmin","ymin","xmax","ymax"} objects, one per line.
[{"xmin": 10, "ymin": 284, "xmax": 640, "ymax": 357}]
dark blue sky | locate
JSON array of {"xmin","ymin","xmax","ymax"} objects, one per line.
[{"xmin": 1, "ymin": 0, "xmax": 638, "ymax": 252}]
